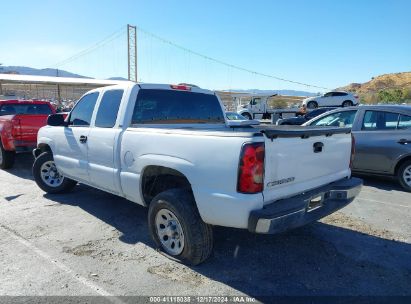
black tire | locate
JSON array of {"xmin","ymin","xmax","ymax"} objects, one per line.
[
  {"xmin": 342, "ymin": 100, "xmax": 353, "ymax": 107},
  {"xmin": 33, "ymin": 152, "xmax": 77, "ymax": 194},
  {"xmin": 148, "ymin": 188, "xmax": 213, "ymax": 265},
  {"xmin": 242, "ymin": 112, "xmax": 252, "ymax": 120},
  {"xmin": 398, "ymin": 160, "xmax": 411, "ymax": 192},
  {"xmin": 307, "ymin": 101, "xmax": 318, "ymax": 109},
  {"xmin": 262, "ymin": 113, "xmax": 271, "ymax": 120},
  {"xmin": 0, "ymin": 141, "xmax": 15, "ymax": 169}
]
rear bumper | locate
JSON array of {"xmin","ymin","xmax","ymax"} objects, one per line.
[{"xmin": 248, "ymin": 177, "xmax": 362, "ymax": 234}]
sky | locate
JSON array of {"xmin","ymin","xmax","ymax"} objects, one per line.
[{"xmin": 0, "ymin": 0, "xmax": 410, "ymax": 92}]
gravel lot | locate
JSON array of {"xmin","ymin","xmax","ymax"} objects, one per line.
[{"xmin": 0, "ymin": 154, "xmax": 410, "ymax": 298}]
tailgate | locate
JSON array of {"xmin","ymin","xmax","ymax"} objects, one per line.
[
  {"xmin": 13, "ymin": 114, "xmax": 49, "ymax": 143},
  {"xmin": 258, "ymin": 126, "xmax": 352, "ymax": 204}
]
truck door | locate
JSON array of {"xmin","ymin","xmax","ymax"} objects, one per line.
[
  {"xmin": 53, "ymin": 92, "xmax": 99, "ymax": 183},
  {"xmin": 87, "ymin": 89, "xmax": 124, "ymax": 193},
  {"xmin": 249, "ymin": 98, "xmax": 263, "ymax": 115}
]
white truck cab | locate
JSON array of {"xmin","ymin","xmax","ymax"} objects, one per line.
[{"xmin": 33, "ymin": 82, "xmax": 362, "ymax": 265}]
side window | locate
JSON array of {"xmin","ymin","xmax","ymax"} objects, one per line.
[
  {"xmin": 95, "ymin": 90, "xmax": 123, "ymax": 128},
  {"xmin": 323, "ymin": 92, "xmax": 332, "ymax": 97},
  {"xmin": 362, "ymin": 111, "xmax": 399, "ymax": 131},
  {"xmin": 398, "ymin": 114, "xmax": 411, "ymax": 129},
  {"xmin": 250, "ymin": 98, "xmax": 261, "ymax": 105},
  {"xmin": 69, "ymin": 93, "xmax": 99, "ymax": 126},
  {"xmin": 311, "ymin": 110, "xmax": 357, "ymax": 127}
]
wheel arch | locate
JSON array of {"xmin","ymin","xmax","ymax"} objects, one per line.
[
  {"xmin": 238, "ymin": 109, "xmax": 252, "ymax": 117},
  {"xmin": 140, "ymin": 164, "xmax": 193, "ymax": 206},
  {"xmin": 35, "ymin": 137, "xmax": 56, "ymax": 157},
  {"xmin": 394, "ymin": 154, "xmax": 411, "ymax": 176}
]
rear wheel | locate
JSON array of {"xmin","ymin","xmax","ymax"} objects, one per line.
[
  {"xmin": 307, "ymin": 101, "xmax": 318, "ymax": 109},
  {"xmin": 148, "ymin": 189, "xmax": 213, "ymax": 265},
  {"xmin": 398, "ymin": 161, "xmax": 411, "ymax": 192},
  {"xmin": 342, "ymin": 100, "xmax": 353, "ymax": 107},
  {"xmin": 33, "ymin": 152, "xmax": 77, "ymax": 193},
  {"xmin": 0, "ymin": 141, "xmax": 15, "ymax": 169}
]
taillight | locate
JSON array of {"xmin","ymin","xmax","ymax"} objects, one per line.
[
  {"xmin": 11, "ymin": 118, "xmax": 21, "ymax": 137},
  {"xmin": 350, "ymin": 133, "xmax": 355, "ymax": 169},
  {"xmin": 237, "ymin": 143, "xmax": 265, "ymax": 193},
  {"xmin": 354, "ymin": 95, "xmax": 359, "ymax": 99},
  {"xmin": 170, "ymin": 84, "xmax": 191, "ymax": 91}
]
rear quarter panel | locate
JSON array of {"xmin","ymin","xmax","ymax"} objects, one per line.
[{"xmin": 119, "ymin": 127, "xmax": 264, "ymax": 228}]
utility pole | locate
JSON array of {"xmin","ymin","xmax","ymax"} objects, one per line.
[{"xmin": 127, "ymin": 24, "xmax": 137, "ymax": 82}]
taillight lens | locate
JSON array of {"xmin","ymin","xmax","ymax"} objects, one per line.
[
  {"xmin": 170, "ymin": 84, "xmax": 191, "ymax": 91},
  {"xmin": 237, "ymin": 143, "xmax": 265, "ymax": 193},
  {"xmin": 350, "ymin": 133, "xmax": 355, "ymax": 169}
]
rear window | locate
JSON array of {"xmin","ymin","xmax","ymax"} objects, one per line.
[
  {"xmin": 131, "ymin": 89, "xmax": 224, "ymax": 124},
  {"xmin": 0, "ymin": 104, "xmax": 53, "ymax": 116}
]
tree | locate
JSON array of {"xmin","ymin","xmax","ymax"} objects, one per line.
[{"xmin": 377, "ymin": 89, "xmax": 404, "ymax": 103}]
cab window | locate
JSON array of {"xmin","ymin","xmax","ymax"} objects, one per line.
[
  {"xmin": 95, "ymin": 90, "xmax": 123, "ymax": 128},
  {"xmin": 311, "ymin": 110, "xmax": 357, "ymax": 127},
  {"xmin": 68, "ymin": 92, "xmax": 99, "ymax": 126}
]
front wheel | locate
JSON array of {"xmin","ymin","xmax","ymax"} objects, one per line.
[
  {"xmin": 398, "ymin": 161, "xmax": 411, "ymax": 192},
  {"xmin": 33, "ymin": 152, "xmax": 77, "ymax": 194},
  {"xmin": 0, "ymin": 142, "xmax": 15, "ymax": 169},
  {"xmin": 148, "ymin": 189, "xmax": 213, "ymax": 265}
]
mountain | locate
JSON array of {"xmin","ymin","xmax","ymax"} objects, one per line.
[
  {"xmin": 337, "ymin": 72, "xmax": 411, "ymax": 104},
  {"xmin": 107, "ymin": 76, "xmax": 129, "ymax": 81},
  {"xmin": 0, "ymin": 65, "xmax": 89, "ymax": 78},
  {"xmin": 338, "ymin": 72, "xmax": 411, "ymax": 95}
]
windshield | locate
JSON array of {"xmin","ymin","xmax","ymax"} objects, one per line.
[
  {"xmin": 131, "ymin": 89, "xmax": 225, "ymax": 124},
  {"xmin": 311, "ymin": 110, "xmax": 357, "ymax": 127},
  {"xmin": 0, "ymin": 103, "xmax": 53, "ymax": 116}
]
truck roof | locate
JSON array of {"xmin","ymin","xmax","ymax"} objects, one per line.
[{"xmin": 88, "ymin": 82, "xmax": 215, "ymax": 96}]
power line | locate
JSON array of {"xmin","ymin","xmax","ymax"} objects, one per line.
[
  {"xmin": 136, "ymin": 26, "xmax": 329, "ymax": 90},
  {"xmin": 53, "ymin": 25, "xmax": 127, "ymax": 68}
]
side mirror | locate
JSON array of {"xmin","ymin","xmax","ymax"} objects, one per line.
[{"xmin": 47, "ymin": 114, "xmax": 66, "ymax": 126}]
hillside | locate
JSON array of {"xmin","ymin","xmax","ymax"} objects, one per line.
[
  {"xmin": 0, "ymin": 65, "xmax": 88, "ymax": 78},
  {"xmin": 338, "ymin": 72, "xmax": 411, "ymax": 104}
]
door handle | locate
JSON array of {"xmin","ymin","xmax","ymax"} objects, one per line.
[
  {"xmin": 79, "ymin": 135, "xmax": 88, "ymax": 143},
  {"xmin": 313, "ymin": 142, "xmax": 324, "ymax": 153},
  {"xmin": 398, "ymin": 139, "xmax": 411, "ymax": 145}
]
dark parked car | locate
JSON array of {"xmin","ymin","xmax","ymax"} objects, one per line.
[
  {"xmin": 304, "ymin": 105, "xmax": 411, "ymax": 191},
  {"xmin": 276, "ymin": 107, "xmax": 336, "ymax": 125}
]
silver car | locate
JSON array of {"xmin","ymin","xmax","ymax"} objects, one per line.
[{"xmin": 304, "ymin": 105, "xmax": 411, "ymax": 191}]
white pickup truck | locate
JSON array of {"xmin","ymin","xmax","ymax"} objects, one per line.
[{"xmin": 33, "ymin": 82, "xmax": 362, "ymax": 265}]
